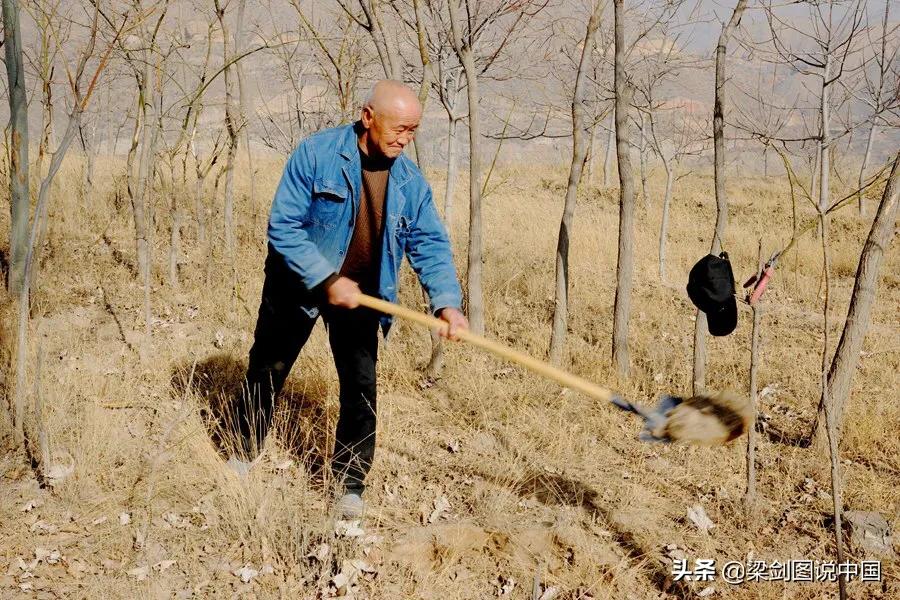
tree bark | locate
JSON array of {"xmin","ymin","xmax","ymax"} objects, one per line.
[
  {"xmin": 692, "ymin": 0, "xmax": 746, "ymax": 394},
  {"xmin": 857, "ymin": 123, "xmax": 875, "ymax": 215},
  {"xmin": 603, "ymin": 122, "xmax": 615, "ymax": 187},
  {"xmin": 611, "ymin": 0, "xmax": 636, "ymax": 377},
  {"xmin": 448, "ymin": 0, "xmax": 484, "ymax": 335},
  {"xmin": 549, "ymin": 0, "xmax": 603, "ymax": 365},
  {"xmin": 744, "ymin": 241, "xmax": 763, "ymax": 516},
  {"xmin": 811, "ymin": 151, "xmax": 899, "ymax": 452},
  {"xmin": 409, "ymin": 0, "xmax": 433, "ymax": 172},
  {"xmin": 15, "ymin": 111, "xmax": 82, "ymax": 442},
  {"xmin": 233, "ymin": 0, "xmax": 258, "ymax": 233},
  {"xmin": 215, "ymin": 0, "xmax": 238, "ymax": 258},
  {"xmin": 443, "ymin": 116, "xmax": 459, "ymax": 223},
  {"xmin": 657, "ymin": 160, "xmax": 674, "ymax": 281},
  {"xmin": 586, "ymin": 123, "xmax": 597, "ymax": 186},
  {"xmin": 3, "ymin": 0, "xmax": 30, "ymax": 295},
  {"xmin": 638, "ymin": 112, "xmax": 649, "ymax": 205}
]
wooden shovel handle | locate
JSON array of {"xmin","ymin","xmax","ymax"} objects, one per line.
[{"xmin": 356, "ymin": 293, "xmax": 616, "ymax": 404}]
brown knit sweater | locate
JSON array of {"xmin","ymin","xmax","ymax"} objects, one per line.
[{"xmin": 337, "ymin": 144, "xmax": 393, "ymax": 292}]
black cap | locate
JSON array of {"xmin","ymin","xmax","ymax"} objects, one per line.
[{"xmin": 687, "ymin": 253, "xmax": 737, "ymax": 336}]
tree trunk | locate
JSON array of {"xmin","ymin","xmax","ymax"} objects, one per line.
[
  {"xmin": 603, "ymin": 122, "xmax": 615, "ymax": 187},
  {"xmin": 744, "ymin": 241, "xmax": 763, "ymax": 516},
  {"xmin": 127, "ymin": 86, "xmax": 149, "ymax": 282},
  {"xmin": 658, "ymin": 161, "xmax": 674, "ymax": 281},
  {"xmin": 35, "ymin": 10, "xmax": 53, "ymax": 179},
  {"xmin": 549, "ymin": 0, "xmax": 602, "ymax": 365},
  {"xmin": 819, "ymin": 55, "xmax": 831, "ymax": 217},
  {"xmin": 448, "ymin": 0, "xmax": 484, "ymax": 335},
  {"xmin": 611, "ymin": 0, "xmax": 636, "ymax": 378},
  {"xmin": 638, "ymin": 112, "xmax": 649, "ymax": 205},
  {"xmin": 233, "ymin": 0, "xmax": 258, "ymax": 235},
  {"xmin": 692, "ymin": 0, "xmax": 746, "ymax": 395},
  {"xmin": 409, "ymin": 0, "xmax": 433, "ymax": 172},
  {"xmin": 443, "ymin": 116, "xmax": 459, "ymax": 223},
  {"xmin": 15, "ymin": 111, "xmax": 82, "ymax": 443},
  {"xmin": 857, "ymin": 123, "xmax": 875, "ymax": 215},
  {"xmin": 817, "ymin": 204, "xmax": 847, "ymax": 600},
  {"xmin": 216, "ymin": 0, "xmax": 238, "ymax": 259},
  {"xmin": 810, "ymin": 151, "xmax": 899, "ymax": 452},
  {"xmin": 3, "ymin": 0, "xmax": 30, "ymax": 295},
  {"xmin": 586, "ymin": 122, "xmax": 597, "ymax": 186}
]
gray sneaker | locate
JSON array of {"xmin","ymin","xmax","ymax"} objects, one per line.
[{"xmin": 335, "ymin": 492, "xmax": 365, "ymax": 519}]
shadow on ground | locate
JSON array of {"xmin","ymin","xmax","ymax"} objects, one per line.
[{"xmin": 170, "ymin": 354, "xmax": 334, "ymax": 482}]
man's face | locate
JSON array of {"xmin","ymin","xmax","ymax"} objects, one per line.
[{"xmin": 361, "ymin": 102, "xmax": 421, "ymax": 159}]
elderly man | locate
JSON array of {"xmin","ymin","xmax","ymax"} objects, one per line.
[{"xmin": 231, "ymin": 80, "xmax": 468, "ymax": 518}]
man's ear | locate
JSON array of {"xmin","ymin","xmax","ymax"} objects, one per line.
[{"xmin": 360, "ymin": 106, "xmax": 374, "ymax": 128}]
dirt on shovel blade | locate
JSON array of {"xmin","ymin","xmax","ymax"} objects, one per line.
[{"xmin": 663, "ymin": 391, "xmax": 753, "ymax": 446}]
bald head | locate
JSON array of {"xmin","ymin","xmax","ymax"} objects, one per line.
[
  {"xmin": 364, "ymin": 80, "xmax": 422, "ymax": 119},
  {"xmin": 358, "ymin": 80, "xmax": 422, "ymax": 160}
]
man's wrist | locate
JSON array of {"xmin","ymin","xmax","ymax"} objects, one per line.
[{"xmin": 315, "ymin": 273, "xmax": 340, "ymax": 300}]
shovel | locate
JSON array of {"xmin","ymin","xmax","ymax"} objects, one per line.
[{"xmin": 356, "ymin": 294, "xmax": 752, "ymax": 446}]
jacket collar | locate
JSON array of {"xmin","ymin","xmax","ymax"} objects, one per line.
[{"xmin": 338, "ymin": 121, "xmax": 413, "ymax": 188}]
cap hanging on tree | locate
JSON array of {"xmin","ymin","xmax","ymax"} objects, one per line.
[{"xmin": 687, "ymin": 252, "xmax": 738, "ymax": 336}]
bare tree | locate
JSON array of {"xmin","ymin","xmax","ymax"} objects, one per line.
[
  {"xmin": 810, "ymin": 151, "xmax": 899, "ymax": 453},
  {"xmin": 290, "ymin": 1, "xmax": 368, "ymax": 123},
  {"xmin": 650, "ymin": 112, "xmax": 703, "ymax": 281},
  {"xmin": 446, "ymin": 0, "xmax": 549, "ymax": 336},
  {"xmin": 336, "ymin": 0, "xmax": 402, "ymax": 79},
  {"xmin": 610, "ymin": 0, "xmax": 636, "ymax": 377},
  {"xmin": 3, "ymin": 0, "xmax": 30, "ymax": 295},
  {"xmin": 12, "ymin": 0, "xmax": 133, "ymax": 452},
  {"xmin": 852, "ymin": 1, "xmax": 898, "ymax": 215},
  {"xmin": 691, "ymin": 0, "xmax": 746, "ymax": 394},
  {"xmin": 548, "ymin": 0, "xmax": 604, "ymax": 365},
  {"xmin": 214, "ymin": 0, "xmax": 240, "ymax": 263}
]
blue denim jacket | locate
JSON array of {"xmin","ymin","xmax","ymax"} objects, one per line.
[{"xmin": 267, "ymin": 123, "xmax": 463, "ymax": 332}]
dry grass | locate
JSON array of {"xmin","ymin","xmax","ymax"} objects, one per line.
[{"xmin": 0, "ymin": 152, "xmax": 897, "ymax": 599}]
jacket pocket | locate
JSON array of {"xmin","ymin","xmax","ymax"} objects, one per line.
[{"xmin": 309, "ymin": 179, "xmax": 348, "ymax": 228}]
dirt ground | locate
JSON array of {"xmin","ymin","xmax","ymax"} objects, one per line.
[{"xmin": 0, "ymin": 156, "xmax": 897, "ymax": 599}]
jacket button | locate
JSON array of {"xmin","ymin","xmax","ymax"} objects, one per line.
[{"xmin": 339, "ymin": 250, "xmax": 344, "ymax": 256}]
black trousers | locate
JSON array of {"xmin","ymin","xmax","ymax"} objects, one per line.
[{"xmin": 235, "ymin": 245, "xmax": 380, "ymax": 495}]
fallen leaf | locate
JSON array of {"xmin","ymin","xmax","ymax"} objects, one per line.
[
  {"xmin": 687, "ymin": 504, "xmax": 715, "ymax": 533},
  {"xmin": 119, "ymin": 512, "xmax": 131, "ymax": 525},
  {"xmin": 539, "ymin": 587, "xmax": 560, "ymax": 600},
  {"xmin": 133, "ymin": 528, "xmax": 145, "ymax": 550},
  {"xmin": 348, "ymin": 559, "xmax": 375, "ymax": 574},
  {"xmin": 428, "ymin": 495, "xmax": 451, "ymax": 524},
  {"xmin": 154, "ymin": 560, "xmax": 176, "ymax": 572},
  {"xmin": 233, "ymin": 565, "xmax": 258, "ymax": 583},
  {"xmin": 30, "ymin": 520, "xmax": 57, "ymax": 534},
  {"xmin": 45, "ymin": 459, "xmax": 75, "ymax": 486},
  {"xmin": 334, "ymin": 519, "xmax": 364, "ymax": 538},
  {"xmin": 308, "ymin": 543, "xmax": 330, "ymax": 562},
  {"xmin": 127, "ymin": 566, "xmax": 149, "ymax": 580},
  {"xmin": 698, "ymin": 586, "xmax": 717, "ymax": 597},
  {"xmin": 496, "ymin": 575, "xmax": 516, "ymax": 596}
]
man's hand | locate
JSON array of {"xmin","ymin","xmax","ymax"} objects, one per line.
[
  {"xmin": 437, "ymin": 307, "xmax": 468, "ymax": 341},
  {"xmin": 325, "ymin": 276, "xmax": 361, "ymax": 308}
]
